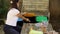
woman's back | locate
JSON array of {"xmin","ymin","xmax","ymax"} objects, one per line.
[{"xmin": 6, "ymin": 8, "xmax": 20, "ymax": 26}]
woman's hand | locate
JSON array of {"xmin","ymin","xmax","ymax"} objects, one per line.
[
  {"xmin": 16, "ymin": 13, "xmax": 30, "ymax": 22},
  {"xmin": 25, "ymin": 18, "xmax": 30, "ymax": 22}
]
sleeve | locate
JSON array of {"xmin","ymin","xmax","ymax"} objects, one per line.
[{"xmin": 13, "ymin": 9, "xmax": 20, "ymax": 16}]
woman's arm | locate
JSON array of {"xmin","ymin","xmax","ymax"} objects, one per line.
[{"xmin": 16, "ymin": 13, "xmax": 30, "ymax": 22}]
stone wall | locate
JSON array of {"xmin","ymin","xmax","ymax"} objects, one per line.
[{"xmin": 22, "ymin": 0, "xmax": 49, "ymax": 11}]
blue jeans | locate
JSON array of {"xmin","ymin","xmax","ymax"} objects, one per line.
[{"xmin": 3, "ymin": 21, "xmax": 23, "ymax": 34}]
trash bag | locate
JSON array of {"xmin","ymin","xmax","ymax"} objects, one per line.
[{"xmin": 23, "ymin": 16, "xmax": 37, "ymax": 23}]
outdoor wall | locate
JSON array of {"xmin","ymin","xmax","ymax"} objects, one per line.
[{"xmin": 22, "ymin": 0, "xmax": 49, "ymax": 11}]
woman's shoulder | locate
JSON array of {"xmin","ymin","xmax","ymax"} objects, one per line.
[
  {"xmin": 9, "ymin": 8, "xmax": 19, "ymax": 12},
  {"xmin": 11, "ymin": 8, "xmax": 19, "ymax": 11},
  {"xmin": 8, "ymin": 8, "xmax": 20, "ymax": 14}
]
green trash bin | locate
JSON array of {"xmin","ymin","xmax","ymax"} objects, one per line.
[{"xmin": 36, "ymin": 16, "xmax": 48, "ymax": 23}]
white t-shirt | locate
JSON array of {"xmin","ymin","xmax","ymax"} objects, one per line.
[{"xmin": 6, "ymin": 8, "xmax": 20, "ymax": 26}]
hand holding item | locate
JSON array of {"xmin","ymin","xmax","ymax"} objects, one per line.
[{"xmin": 26, "ymin": 18, "xmax": 30, "ymax": 22}]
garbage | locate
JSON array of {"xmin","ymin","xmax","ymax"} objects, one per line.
[
  {"xmin": 21, "ymin": 15, "xmax": 50, "ymax": 34},
  {"xmin": 21, "ymin": 23, "xmax": 47, "ymax": 34},
  {"xmin": 29, "ymin": 30, "xmax": 43, "ymax": 34}
]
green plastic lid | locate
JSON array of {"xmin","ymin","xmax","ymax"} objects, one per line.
[{"xmin": 36, "ymin": 16, "xmax": 48, "ymax": 22}]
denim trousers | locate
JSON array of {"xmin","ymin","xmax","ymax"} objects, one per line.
[{"xmin": 3, "ymin": 21, "xmax": 23, "ymax": 34}]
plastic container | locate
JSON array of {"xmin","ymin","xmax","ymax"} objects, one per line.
[{"xmin": 36, "ymin": 16, "xmax": 48, "ymax": 23}]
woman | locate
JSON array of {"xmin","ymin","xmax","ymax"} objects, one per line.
[{"xmin": 3, "ymin": 0, "xmax": 30, "ymax": 34}]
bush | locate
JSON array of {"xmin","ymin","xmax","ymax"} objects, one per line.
[{"xmin": 0, "ymin": 0, "xmax": 10, "ymax": 19}]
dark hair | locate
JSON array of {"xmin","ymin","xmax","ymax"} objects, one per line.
[{"xmin": 10, "ymin": 0, "xmax": 19, "ymax": 9}]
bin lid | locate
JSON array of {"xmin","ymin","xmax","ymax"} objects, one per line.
[{"xmin": 36, "ymin": 16, "xmax": 48, "ymax": 22}]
